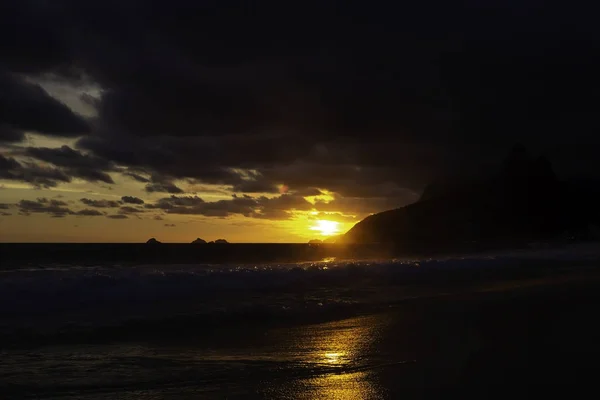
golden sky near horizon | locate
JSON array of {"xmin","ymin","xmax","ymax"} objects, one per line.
[
  {"xmin": 0, "ymin": 167, "xmax": 357, "ymax": 243},
  {"xmin": 0, "ymin": 148, "xmax": 357, "ymax": 243}
]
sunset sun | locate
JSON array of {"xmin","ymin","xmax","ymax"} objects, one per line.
[{"xmin": 311, "ymin": 220, "xmax": 340, "ymax": 236}]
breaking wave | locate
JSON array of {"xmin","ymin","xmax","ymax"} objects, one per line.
[{"xmin": 1, "ymin": 244, "xmax": 598, "ymax": 343}]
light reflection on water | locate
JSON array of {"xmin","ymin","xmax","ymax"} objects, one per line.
[
  {"xmin": 265, "ymin": 314, "xmax": 389, "ymax": 399},
  {"xmin": 279, "ymin": 370, "xmax": 382, "ymax": 400},
  {"xmin": 0, "ymin": 314, "xmax": 393, "ymax": 399},
  {"xmin": 323, "ymin": 352, "xmax": 344, "ymax": 364}
]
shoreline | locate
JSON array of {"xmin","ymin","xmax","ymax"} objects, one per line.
[
  {"xmin": 2, "ymin": 241, "xmax": 599, "ymax": 267},
  {"xmin": 4, "ymin": 265, "xmax": 599, "ymax": 350}
]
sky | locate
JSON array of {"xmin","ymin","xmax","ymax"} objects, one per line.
[{"xmin": 1, "ymin": 1, "xmax": 600, "ymax": 243}]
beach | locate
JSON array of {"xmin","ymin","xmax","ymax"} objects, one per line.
[{"xmin": 2, "ymin": 265, "xmax": 599, "ymax": 399}]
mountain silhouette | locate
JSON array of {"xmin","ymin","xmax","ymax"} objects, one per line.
[{"xmin": 344, "ymin": 146, "xmax": 600, "ymax": 252}]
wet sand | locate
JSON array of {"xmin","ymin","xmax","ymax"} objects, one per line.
[{"xmin": 216, "ymin": 274, "xmax": 600, "ymax": 398}]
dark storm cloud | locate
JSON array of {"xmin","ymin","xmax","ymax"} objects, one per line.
[
  {"xmin": 250, "ymin": 208, "xmax": 291, "ymax": 221},
  {"xmin": 0, "ymin": 71, "xmax": 89, "ymax": 137},
  {"xmin": 148, "ymin": 196, "xmax": 205, "ymax": 210},
  {"xmin": 25, "ymin": 145, "xmax": 111, "ymax": 170},
  {"xmin": 0, "ymin": 125, "xmax": 25, "ymax": 143},
  {"xmin": 0, "ymin": 154, "xmax": 71, "ymax": 188},
  {"xmin": 25, "ymin": 145, "xmax": 115, "ymax": 184},
  {"xmin": 147, "ymin": 195, "xmax": 251, "ymax": 218},
  {"xmin": 3, "ymin": 0, "xmax": 600, "ymax": 218},
  {"xmin": 74, "ymin": 209, "xmax": 104, "ymax": 216},
  {"xmin": 230, "ymin": 179, "xmax": 279, "ymax": 194},
  {"xmin": 145, "ymin": 180, "xmax": 184, "ymax": 194},
  {"xmin": 1, "ymin": 146, "xmax": 114, "ymax": 188},
  {"xmin": 122, "ymin": 171, "xmax": 150, "ymax": 183},
  {"xmin": 121, "ymin": 196, "xmax": 144, "ymax": 205},
  {"xmin": 77, "ymin": 134, "xmax": 284, "ymax": 188},
  {"xmin": 71, "ymin": 168, "xmax": 114, "ymax": 184},
  {"xmin": 147, "ymin": 193, "xmax": 312, "ymax": 220},
  {"xmin": 260, "ymin": 194, "xmax": 313, "ymax": 212},
  {"xmin": 80, "ymin": 198, "xmax": 121, "ymax": 208},
  {"xmin": 0, "ymin": 154, "xmax": 18, "ymax": 172}
]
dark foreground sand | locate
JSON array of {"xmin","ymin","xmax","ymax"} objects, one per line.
[
  {"xmin": 226, "ymin": 274, "xmax": 600, "ymax": 399},
  {"xmin": 2, "ymin": 272, "xmax": 599, "ymax": 399}
]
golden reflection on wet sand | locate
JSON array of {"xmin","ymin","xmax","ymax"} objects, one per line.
[
  {"xmin": 270, "ymin": 314, "xmax": 389, "ymax": 399},
  {"xmin": 298, "ymin": 371, "xmax": 380, "ymax": 400}
]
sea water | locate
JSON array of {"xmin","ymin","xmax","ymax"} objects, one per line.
[{"xmin": 2, "ymin": 243, "xmax": 599, "ymax": 398}]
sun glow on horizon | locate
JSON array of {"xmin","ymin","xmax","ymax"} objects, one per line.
[{"xmin": 310, "ymin": 219, "xmax": 340, "ymax": 236}]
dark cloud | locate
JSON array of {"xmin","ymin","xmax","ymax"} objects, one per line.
[
  {"xmin": 187, "ymin": 184, "xmax": 238, "ymax": 196},
  {"xmin": 263, "ymin": 161, "xmax": 426, "ymax": 199},
  {"xmin": 1, "ymin": 154, "xmax": 71, "ymax": 188},
  {"xmin": 25, "ymin": 145, "xmax": 114, "ymax": 184},
  {"xmin": 149, "ymin": 195, "xmax": 205, "ymax": 210},
  {"xmin": 17, "ymin": 198, "xmax": 106, "ymax": 217},
  {"xmin": 122, "ymin": 171, "xmax": 150, "ymax": 183},
  {"xmin": 36, "ymin": 197, "xmax": 67, "ymax": 206},
  {"xmin": 121, "ymin": 196, "xmax": 144, "ymax": 205},
  {"xmin": 230, "ymin": 179, "xmax": 279, "ymax": 194},
  {"xmin": 251, "ymin": 208, "xmax": 291, "ymax": 220},
  {"xmin": 3, "ymin": 1, "xmax": 600, "ymax": 221},
  {"xmin": 148, "ymin": 195, "xmax": 238, "ymax": 218},
  {"xmin": 144, "ymin": 177, "xmax": 184, "ymax": 194},
  {"xmin": 0, "ymin": 155, "xmax": 21, "ymax": 172},
  {"xmin": 26, "ymin": 145, "xmax": 112, "ymax": 170},
  {"xmin": 147, "ymin": 193, "xmax": 312, "ymax": 219},
  {"xmin": 0, "ymin": 203, "xmax": 10, "ymax": 209},
  {"xmin": 258, "ymin": 193, "xmax": 313, "ymax": 212},
  {"xmin": 71, "ymin": 168, "xmax": 113, "ymax": 184},
  {"xmin": 0, "ymin": 70, "xmax": 89, "ymax": 137},
  {"xmin": 17, "ymin": 198, "xmax": 72, "ymax": 217},
  {"xmin": 80, "ymin": 198, "xmax": 121, "ymax": 208},
  {"xmin": 0, "ymin": 125, "xmax": 25, "ymax": 143},
  {"xmin": 74, "ymin": 209, "xmax": 103, "ymax": 216},
  {"xmin": 118, "ymin": 206, "xmax": 145, "ymax": 214},
  {"xmin": 1, "ymin": 145, "xmax": 115, "ymax": 186}
]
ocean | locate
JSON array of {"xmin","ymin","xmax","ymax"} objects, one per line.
[{"xmin": 2, "ymin": 243, "xmax": 600, "ymax": 398}]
